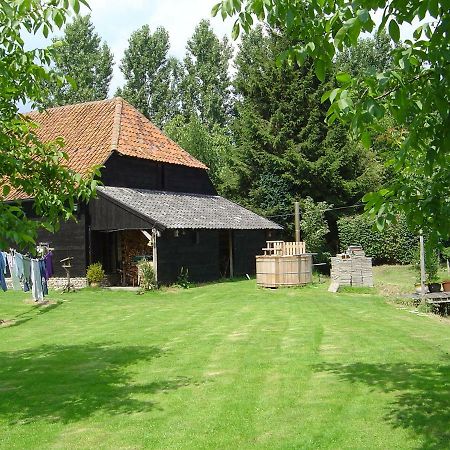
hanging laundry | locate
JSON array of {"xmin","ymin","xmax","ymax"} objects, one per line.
[
  {"xmin": 31, "ymin": 259, "xmax": 44, "ymax": 301},
  {"xmin": 6, "ymin": 252, "xmax": 21, "ymax": 291},
  {"xmin": 1, "ymin": 252, "xmax": 7, "ymax": 275},
  {"xmin": 44, "ymin": 251, "xmax": 54, "ymax": 280},
  {"xmin": 0, "ymin": 252, "xmax": 7, "ymax": 292},
  {"xmin": 39, "ymin": 259, "xmax": 48, "ymax": 296},
  {"xmin": 15, "ymin": 252, "xmax": 25, "ymax": 280},
  {"xmin": 22, "ymin": 255, "xmax": 32, "ymax": 293}
]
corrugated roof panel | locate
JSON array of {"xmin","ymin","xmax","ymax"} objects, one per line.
[{"xmin": 97, "ymin": 187, "xmax": 282, "ymax": 231}]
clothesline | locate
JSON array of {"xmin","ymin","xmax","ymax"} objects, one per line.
[{"xmin": 0, "ymin": 248, "xmax": 54, "ymax": 301}]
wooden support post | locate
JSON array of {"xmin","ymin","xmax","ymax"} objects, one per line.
[
  {"xmin": 152, "ymin": 228, "xmax": 158, "ymax": 284},
  {"xmin": 294, "ymin": 201, "xmax": 300, "ymax": 243},
  {"xmin": 419, "ymin": 234, "xmax": 426, "ymax": 300}
]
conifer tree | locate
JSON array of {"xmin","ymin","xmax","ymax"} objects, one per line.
[{"xmin": 227, "ymin": 26, "xmax": 383, "ymax": 225}]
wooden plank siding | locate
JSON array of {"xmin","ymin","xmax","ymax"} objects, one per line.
[
  {"xmin": 156, "ymin": 229, "xmax": 221, "ymax": 284},
  {"xmin": 232, "ymin": 230, "xmax": 270, "ymax": 277},
  {"xmin": 89, "ymin": 195, "xmax": 154, "ymax": 231},
  {"xmin": 102, "ymin": 153, "xmax": 216, "ymax": 195},
  {"xmin": 36, "ymin": 211, "xmax": 88, "ymax": 278}
]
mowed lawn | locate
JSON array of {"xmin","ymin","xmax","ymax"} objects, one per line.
[{"xmin": 0, "ymin": 279, "xmax": 449, "ymax": 449}]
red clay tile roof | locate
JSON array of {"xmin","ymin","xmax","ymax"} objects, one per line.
[{"xmin": 6, "ymin": 98, "xmax": 207, "ymax": 200}]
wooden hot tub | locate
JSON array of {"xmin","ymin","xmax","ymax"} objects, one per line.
[{"xmin": 256, "ymin": 241, "xmax": 313, "ymax": 288}]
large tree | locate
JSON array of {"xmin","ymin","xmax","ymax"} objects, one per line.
[
  {"xmin": 181, "ymin": 19, "xmax": 233, "ymax": 129},
  {"xmin": 164, "ymin": 114, "xmax": 233, "ymax": 188},
  {"xmin": 225, "ymin": 26, "xmax": 383, "ymax": 227},
  {"xmin": 118, "ymin": 25, "xmax": 181, "ymax": 128},
  {"xmin": 44, "ymin": 15, "xmax": 113, "ymax": 106},
  {"xmin": 0, "ymin": 0, "xmax": 97, "ymax": 249},
  {"xmin": 215, "ymin": 0, "xmax": 450, "ymax": 239},
  {"xmin": 336, "ymin": 32, "xmax": 393, "ymax": 78}
]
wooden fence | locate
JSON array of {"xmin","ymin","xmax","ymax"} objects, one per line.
[{"xmin": 263, "ymin": 240, "xmax": 306, "ymax": 256}]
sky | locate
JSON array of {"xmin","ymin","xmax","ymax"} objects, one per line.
[
  {"xmin": 24, "ymin": 0, "xmax": 422, "ymax": 98},
  {"xmin": 26, "ymin": 0, "xmax": 235, "ymax": 96}
]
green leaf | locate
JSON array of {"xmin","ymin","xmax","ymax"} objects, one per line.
[
  {"xmin": 2, "ymin": 185, "xmax": 11, "ymax": 197},
  {"xmin": 72, "ymin": 0, "xmax": 80, "ymax": 14},
  {"xmin": 276, "ymin": 50, "xmax": 289, "ymax": 67},
  {"xmin": 329, "ymin": 88, "xmax": 339, "ymax": 103},
  {"xmin": 2, "ymin": 1, "xmax": 14, "ymax": 17},
  {"xmin": 53, "ymin": 11, "xmax": 64, "ymax": 28},
  {"xmin": 225, "ymin": 0, "xmax": 233, "ymax": 15},
  {"xmin": 361, "ymin": 131, "xmax": 371, "ymax": 149},
  {"xmin": 211, "ymin": 2, "xmax": 221, "ymax": 17},
  {"xmin": 388, "ymin": 19, "xmax": 400, "ymax": 43},
  {"xmin": 314, "ymin": 59, "xmax": 326, "ymax": 82},
  {"xmin": 336, "ymin": 72, "xmax": 351, "ymax": 84},
  {"xmin": 356, "ymin": 9, "xmax": 369, "ymax": 23},
  {"xmin": 338, "ymin": 97, "xmax": 350, "ymax": 110},
  {"xmin": 79, "ymin": 0, "xmax": 91, "ymax": 8},
  {"xmin": 231, "ymin": 21, "xmax": 240, "ymax": 40},
  {"xmin": 376, "ymin": 216, "xmax": 385, "ymax": 232},
  {"xmin": 334, "ymin": 27, "xmax": 346, "ymax": 48},
  {"xmin": 321, "ymin": 90, "xmax": 332, "ymax": 103}
]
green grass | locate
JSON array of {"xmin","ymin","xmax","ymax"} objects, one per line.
[
  {"xmin": 0, "ymin": 279, "xmax": 449, "ymax": 449},
  {"xmin": 373, "ymin": 264, "xmax": 450, "ymax": 295}
]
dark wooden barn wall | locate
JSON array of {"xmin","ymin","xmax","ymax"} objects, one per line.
[
  {"xmin": 156, "ymin": 229, "xmax": 272, "ymax": 284},
  {"xmin": 156, "ymin": 230, "xmax": 221, "ymax": 284},
  {"xmin": 36, "ymin": 213, "xmax": 87, "ymax": 278},
  {"xmin": 101, "ymin": 153, "xmax": 216, "ymax": 195},
  {"xmin": 164, "ymin": 164, "xmax": 216, "ymax": 195},
  {"xmin": 232, "ymin": 230, "xmax": 267, "ymax": 276},
  {"xmin": 101, "ymin": 154, "xmax": 162, "ymax": 190},
  {"xmin": 89, "ymin": 196, "xmax": 154, "ymax": 231}
]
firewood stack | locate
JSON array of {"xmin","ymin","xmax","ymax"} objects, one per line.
[
  {"xmin": 331, "ymin": 245, "xmax": 373, "ymax": 287},
  {"xmin": 121, "ymin": 230, "xmax": 151, "ymax": 285}
]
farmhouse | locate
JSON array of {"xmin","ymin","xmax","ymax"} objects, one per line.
[{"xmin": 8, "ymin": 98, "xmax": 281, "ymax": 286}]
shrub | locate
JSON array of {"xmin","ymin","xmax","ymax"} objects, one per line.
[
  {"xmin": 176, "ymin": 267, "xmax": 190, "ymax": 289},
  {"xmin": 441, "ymin": 246, "xmax": 450, "ymax": 261},
  {"xmin": 425, "ymin": 249, "xmax": 440, "ymax": 283},
  {"xmin": 86, "ymin": 262, "xmax": 105, "ymax": 284},
  {"xmin": 300, "ymin": 197, "xmax": 331, "ymax": 263},
  {"xmin": 337, "ymin": 214, "xmax": 417, "ymax": 264},
  {"xmin": 138, "ymin": 260, "xmax": 157, "ymax": 291}
]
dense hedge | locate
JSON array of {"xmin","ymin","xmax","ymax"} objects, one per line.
[{"xmin": 337, "ymin": 214, "xmax": 418, "ymax": 265}]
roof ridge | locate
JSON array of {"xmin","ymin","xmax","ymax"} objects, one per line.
[
  {"xmin": 24, "ymin": 97, "xmax": 116, "ymax": 116},
  {"xmin": 110, "ymin": 97, "xmax": 123, "ymax": 151},
  {"xmin": 118, "ymin": 99, "xmax": 208, "ymax": 169}
]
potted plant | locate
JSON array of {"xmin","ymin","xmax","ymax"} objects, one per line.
[
  {"xmin": 427, "ymin": 277, "xmax": 442, "ymax": 293},
  {"xmin": 442, "ymin": 247, "xmax": 450, "ymax": 292},
  {"xmin": 86, "ymin": 262, "xmax": 105, "ymax": 287}
]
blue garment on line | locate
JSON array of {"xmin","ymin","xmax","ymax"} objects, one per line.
[
  {"xmin": 31, "ymin": 259, "xmax": 43, "ymax": 301},
  {"xmin": 39, "ymin": 259, "xmax": 48, "ymax": 296},
  {"xmin": 22, "ymin": 256, "xmax": 32, "ymax": 292},
  {"xmin": 0, "ymin": 252, "xmax": 7, "ymax": 291},
  {"xmin": 7, "ymin": 253, "xmax": 21, "ymax": 291},
  {"xmin": 0, "ymin": 252, "xmax": 7, "ymax": 274},
  {"xmin": 15, "ymin": 253, "xmax": 24, "ymax": 280}
]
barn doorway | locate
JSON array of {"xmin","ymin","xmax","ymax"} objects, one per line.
[
  {"xmin": 90, "ymin": 229, "xmax": 154, "ymax": 286},
  {"xmin": 218, "ymin": 230, "xmax": 233, "ymax": 278}
]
